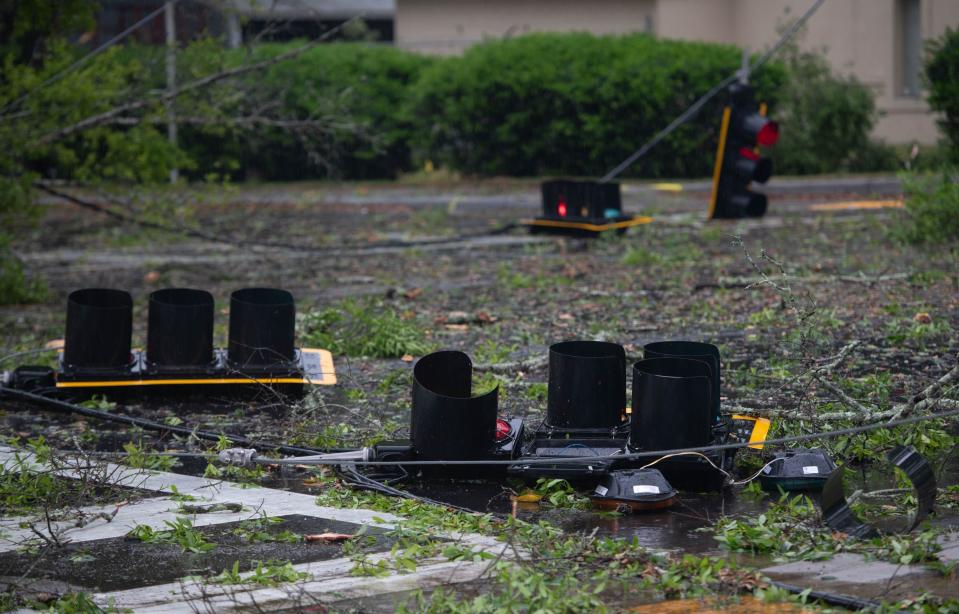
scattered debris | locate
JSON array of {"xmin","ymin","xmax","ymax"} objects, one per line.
[
  {"xmin": 304, "ymin": 533, "xmax": 354, "ymax": 543},
  {"xmin": 179, "ymin": 502, "xmax": 245, "ymax": 514}
]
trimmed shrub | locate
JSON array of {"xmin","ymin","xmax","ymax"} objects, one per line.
[
  {"xmin": 407, "ymin": 33, "xmax": 786, "ymax": 178},
  {"xmin": 771, "ymin": 41, "xmax": 880, "ymax": 175},
  {"xmin": 895, "ymin": 168, "xmax": 959, "ymax": 245},
  {"xmin": 167, "ymin": 33, "xmax": 884, "ymax": 180},
  {"xmin": 924, "ymin": 27, "xmax": 959, "ymax": 162},
  {"xmin": 844, "ymin": 139, "xmax": 901, "ymax": 173}
]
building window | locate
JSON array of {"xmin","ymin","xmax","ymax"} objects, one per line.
[{"xmin": 897, "ymin": 0, "xmax": 921, "ymax": 97}]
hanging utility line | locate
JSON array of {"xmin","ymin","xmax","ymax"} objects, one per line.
[
  {"xmin": 0, "ymin": 385, "xmax": 347, "ymax": 456},
  {"xmin": 600, "ymin": 0, "xmax": 827, "ymax": 183}
]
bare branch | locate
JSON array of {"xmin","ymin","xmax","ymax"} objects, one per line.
[
  {"xmin": 814, "ymin": 376, "xmax": 876, "ymax": 416},
  {"xmin": 37, "ymin": 16, "xmax": 362, "ymax": 145},
  {"xmin": 108, "ymin": 115, "xmax": 351, "ymax": 129}
]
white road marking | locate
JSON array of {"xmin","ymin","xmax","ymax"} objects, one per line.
[{"xmin": 0, "ymin": 446, "xmax": 509, "ymax": 611}]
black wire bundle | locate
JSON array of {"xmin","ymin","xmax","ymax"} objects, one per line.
[{"xmin": 335, "ymin": 464, "xmax": 480, "ymax": 515}]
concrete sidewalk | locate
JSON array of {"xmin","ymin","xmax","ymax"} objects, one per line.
[{"xmin": 0, "ymin": 447, "xmax": 508, "ymax": 612}]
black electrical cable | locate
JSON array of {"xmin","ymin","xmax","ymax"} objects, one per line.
[
  {"xmin": 283, "ymin": 406, "xmax": 959, "ymax": 467},
  {"xmin": 0, "ymin": 386, "xmax": 347, "ymax": 456},
  {"xmin": 336, "ymin": 465, "xmax": 481, "ymax": 515},
  {"xmin": 36, "ymin": 182, "xmax": 519, "ymax": 254},
  {"xmin": 5, "ymin": 379, "xmax": 959, "ymax": 468}
]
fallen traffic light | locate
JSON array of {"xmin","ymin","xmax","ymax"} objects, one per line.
[
  {"xmin": 527, "ymin": 180, "xmax": 652, "ymax": 236},
  {"xmin": 630, "ymin": 351, "xmax": 733, "ymax": 492},
  {"xmin": 508, "ymin": 341, "xmax": 629, "ymax": 481},
  {"xmin": 369, "ymin": 349, "xmax": 524, "ymax": 477},
  {"xmin": 643, "ymin": 341, "xmax": 722, "ymax": 424},
  {"xmin": 708, "ymin": 83, "xmax": 778, "ymax": 219},
  {"xmin": 52, "ymin": 286, "xmax": 336, "ymax": 395}
]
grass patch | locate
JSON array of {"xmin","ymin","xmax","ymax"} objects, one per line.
[
  {"xmin": 884, "ymin": 316, "xmax": 953, "ymax": 347},
  {"xmin": 895, "ymin": 168, "xmax": 959, "ymax": 244},
  {"xmin": 300, "ymin": 298, "xmax": 433, "ymax": 358},
  {"xmin": 621, "ymin": 246, "xmax": 663, "ymax": 267},
  {"xmin": 473, "ymin": 338, "xmax": 517, "ymax": 364},
  {"xmin": 127, "ymin": 517, "xmax": 216, "ymax": 553},
  {"xmin": 231, "ymin": 514, "xmax": 302, "ymax": 544},
  {"xmin": 0, "ymin": 240, "xmax": 47, "ymax": 306},
  {"xmin": 0, "ymin": 438, "xmax": 140, "ymax": 517},
  {"xmin": 495, "ymin": 264, "xmax": 572, "ymax": 291},
  {"xmin": 212, "ymin": 559, "xmax": 310, "ymax": 586},
  {"xmin": 119, "ymin": 440, "xmax": 178, "ymax": 472},
  {"xmin": 714, "ymin": 493, "xmax": 944, "ymax": 566}
]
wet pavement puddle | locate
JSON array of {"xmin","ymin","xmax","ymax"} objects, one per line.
[{"xmin": 0, "ymin": 514, "xmax": 392, "ymax": 593}]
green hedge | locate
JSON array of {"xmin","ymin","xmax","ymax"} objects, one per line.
[
  {"xmin": 925, "ymin": 27, "xmax": 959, "ymax": 163},
  {"xmin": 182, "ymin": 43, "xmax": 435, "ymax": 181},
  {"xmin": 408, "ymin": 33, "xmax": 786, "ymax": 178},
  {"xmin": 896, "ymin": 168, "xmax": 959, "ymax": 244},
  {"xmin": 770, "ymin": 41, "xmax": 885, "ymax": 175},
  {"xmin": 174, "ymin": 34, "xmax": 891, "ymax": 180}
]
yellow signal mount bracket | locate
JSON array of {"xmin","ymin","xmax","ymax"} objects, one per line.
[
  {"xmin": 651, "ymin": 183, "xmax": 684, "ymax": 193},
  {"xmin": 54, "ymin": 348, "xmax": 336, "ymax": 389},
  {"xmin": 809, "ymin": 200, "xmax": 904, "ymax": 212},
  {"xmin": 732, "ymin": 414, "xmax": 771, "ymax": 450},
  {"xmin": 522, "ymin": 215, "xmax": 654, "ymax": 232},
  {"xmin": 707, "ymin": 106, "xmax": 732, "ymax": 219}
]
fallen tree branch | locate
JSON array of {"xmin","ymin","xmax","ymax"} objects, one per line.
[
  {"xmin": 911, "ymin": 354, "xmax": 959, "ymax": 405},
  {"xmin": 727, "ymin": 397, "xmax": 959, "ymax": 423},
  {"xmin": 37, "ymin": 16, "xmax": 361, "ymax": 145},
  {"xmin": 815, "ymin": 376, "xmax": 877, "ymax": 417},
  {"xmin": 813, "ymin": 341, "xmax": 862, "ymax": 375},
  {"xmin": 888, "ymin": 354, "xmax": 959, "ymax": 422},
  {"xmin": 697, "ymin": 273, "xmax": 911, "ymax": 290},
  {"xmin": 34, "ymin": 182, "xmax": 228, "ymax": 244}
]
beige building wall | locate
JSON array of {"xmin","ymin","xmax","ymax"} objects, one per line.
[
  {"xmin": 396, "ymin": 0, "xmax": 655, "ymax": 54},
  {"xmin": 655, "ymin": 0, "xmax": 959, "ymax": 143},
  {"xmin": 395, "ymin": 0, "xmax": 959, "ymax": 144}
]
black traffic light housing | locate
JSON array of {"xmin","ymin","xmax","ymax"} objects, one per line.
[
  {"xmin": 50, "ymin": 287, "xmax": 336, "ymax": 397},
  {"xmin": 708, "ymin": 83, "xmax": 779, "ymax": 219},
  {"xmin": 369, "ymin": 350, "xmax": 524, "ymax": 478},
  {"xmin": 527, "ymin": 179, "xmax": 652, "ymax": 237}
]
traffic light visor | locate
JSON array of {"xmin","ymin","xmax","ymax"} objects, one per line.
[
  {"xmin": 757, "ymin": 121, "xmax": 779, "ymax": 147},
  {"xmin": 741, "ymin": 115, "xmax": 779, "ymax": 147}
]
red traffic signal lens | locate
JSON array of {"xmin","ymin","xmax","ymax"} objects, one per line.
[
  {"xmin": 557, "ymin": 201, "xmax": 568, "ymax": 217},
  {"xmin": 739, "ymin": 146, "xmax": 759, "ymax": 161},
  {"xmin": 757, "ymin": 121, "xmax": 779, "ymax": 147},
  {"xmin": 495, "ymin": 418, "xmax": 512, "ymax": 441}
]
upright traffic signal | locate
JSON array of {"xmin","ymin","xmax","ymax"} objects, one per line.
[{"xmin": 708, "ymin": 83, "xmax": 778, "ymax": 219}]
